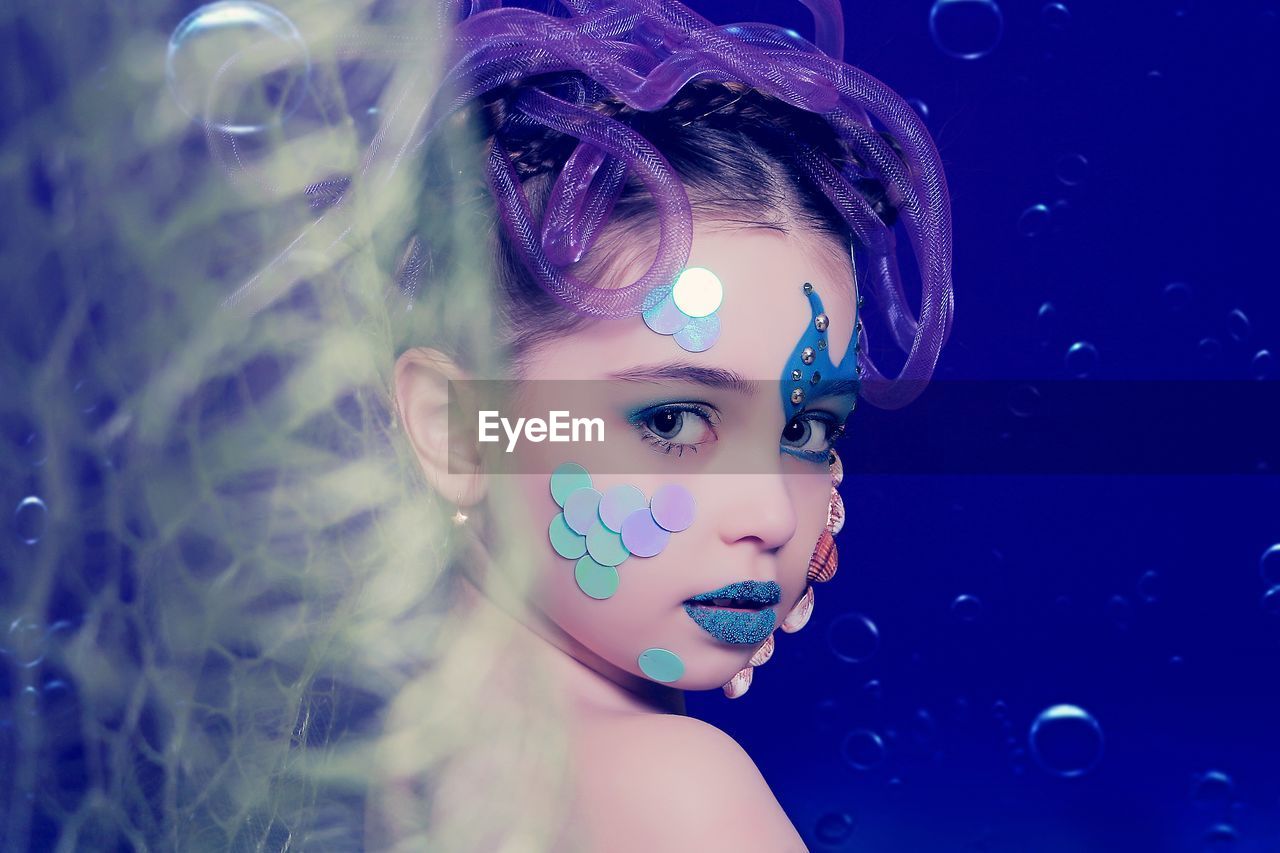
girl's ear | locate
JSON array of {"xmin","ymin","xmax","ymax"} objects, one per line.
[{"xmin": 393, "ymin": 347, "xmax": 487, "ymax": 507}]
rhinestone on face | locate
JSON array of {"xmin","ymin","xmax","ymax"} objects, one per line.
[
  {"xmin": 857, "ymin": 294, "xmax": 865, "ymax": 308},
  {"xmin": 855, "ymin": 319, "xmax": 863, "ymax": 333},
  {"xmin": 811, "ymin": 371, "xmax": 821, "ymax": 385},
  {"xmin": 814, "ymin": 313, "xmax": 829, "ymax": 332},
  {"xmin": 791, "ymin": 369, "xmax": 802, "ymax": 381},
  {"xmin": 802, "ymin": 282, "xmax": 814, "ymax": 295},
  {"xmin": 817, "ymin": 338, "xmax": 827, "ymax": 350},
  {"xmin": 801, "ymin": 347, "xmax": 815, "ymax": 365},
  {"xmin": 791, "ymin": 387, "xmax": 805, "ymax": 405},
  {"xmin": 856, "ymin": 362, "xmax": 864, "ymax": 375}
]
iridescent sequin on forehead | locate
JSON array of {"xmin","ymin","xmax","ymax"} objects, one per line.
[
  {"xmin": 641, "ymin": 268, "xmax": 724, "ymax": 353},
  {"xmin": 672, "ymin": 313, "xmax": 720, "ymax": 352},
  {"xmin": 671, "ymin": 267, "xmax": 723, "ymax": 317},
  {"xmin": 781, "ymin": 282, "xmax": 861, "ymax": 418}
]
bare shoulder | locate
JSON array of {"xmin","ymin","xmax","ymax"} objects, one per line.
[{"xmin": 571, "ymin": 714, "xmax": 808, "ymax": 853}]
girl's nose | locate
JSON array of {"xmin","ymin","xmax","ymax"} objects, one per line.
[{"xmin": 714, "ymin": 471, "xmax": 798, "ymax": 553}]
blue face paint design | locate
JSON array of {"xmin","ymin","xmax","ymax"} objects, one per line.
[{"xmin": 780, "ymin": 281, "xmax": 863, "ymax": 420}]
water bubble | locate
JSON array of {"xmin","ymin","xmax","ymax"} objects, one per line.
[
  {"xmin": 1050, "ymin": 198, "xmax": 1074, "ymax": 233},
  {"xmin": 1106, "ymin": 594, "xmax": 1133, "ymax": 630},
  {"xmin": 1192, "ymin": 770, "xmax": 1235, "ymax": 807},
  {"xmin": 1065, "ymin": 341, "xmax": 1099, "ymax": 378},
  {"xmin": 1260, "ymin": 544, "xmax": 1280, "ymax": 586},
  {"xmin": 14, "ymin": 496, "xmax": 47, "ymax": 545},
  {"xmin": 1055, "ymin": 152, "xmax": 1088, "ymax": 186},
  {"xmin": 907, "ymin": 98, "xmax": 930, "ymax": 121},
  {"xmin": 1009, "ymin": 746, "xmax": 1028, "ymax": 774},
  {"xmin": 1010, "ymin": 383, "xmax": 1042, "ymax": 418},
  {"xmin": 841, "ymin": 728, "xmax": 887, "ymax": 770},
  {"xmin": 1198, "ymin": 337, "xmax": 1222, "ymax": 363},
  {"xmin": 911, "ymin": 708, "xmax": 938, "ymax": 746},
  {"xmin": 1017, "ymin": 203, "xmax": 1052, "ymax": 237},
  {"xmin": 992, "ymin": 699, "xmax": 1008, "ymax": 719},
  {"xmin": 4, "ymin": 616, "xmax": 47, "ymax": 668},
  {"xmin": 1251, "ymin": 350, "xmax": 1273, "ymax": 380},
  {"xmin": 1260, "ymin": 585, "xmax": 1280, "ymax": 616},
  {"xmin": 1163, "ymin": 281, "xmax": 1192, "ymax": 312},
  {"xmin": 827, "ymin": 612, "xmax": 881, "ymax": 663},
  {"xmin": 862, "ymin": 678, "xmax": 883, "ymax": 702},
  {"xmin": 814, "ymin": 812, "xmax": 856, "ymax": 845},
  {"xmin": 1225, "ymin": 309, "xmax": 1250, "ymax": 344},
  {"xmin": 1035, "ymin": 302, "xmax": 1057, "ymax": 347},
  {"xmin": 1, "ymin": 411, "xmax": 47, "ymax": 466},
  {"xmin": 1169, "ymin": 654, "xmax": 1184, "ymax": 669},
  {"xmin": 929, "ymin": 0, "xmax": 1005, "ymax": 60},
  {"xmin": 1042, "ymin": 2, "xmax": 1072, "ymax": 30},
  {"xmin": 165, "ymin": 2, "xmax": 311, "ymax": 134},
  {"xmin": 1028, "ymin": 704, "xmax": 1104, "ymax": 777},
  {"xmin": 1202, "ymin": 824, "xmax": 1239, "ymax": 849},
  {"xmin": 1137, "ymin": 570, "xmax": 1160, "ymax": 604},
  {"xmin": 951, "ymin": 594, "xmax": 983, "ymax": 622}
]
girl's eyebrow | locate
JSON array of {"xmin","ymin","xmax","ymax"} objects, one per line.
[
  {"xmin": 605, "ymin": 363, "xmax": 860, "ymax": 401},
  {"xmin": 607, "ymin": 363, "xmax": 755, "ymax": 394}
]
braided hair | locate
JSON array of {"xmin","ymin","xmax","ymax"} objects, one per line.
[{"xmin": 417, "ymin": 73, "xmax": 902, "ymax": 372}]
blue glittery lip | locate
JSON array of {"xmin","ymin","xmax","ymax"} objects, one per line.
[
  {"xmin": 683, "ymin": 603, "xmax": 777, "ymax": 645},
  {"xmin": 686, "ymin": 580, "xmax": 782, "ymax": 607},
  {"xmin": 683, "ymin": 581, "xmax": 781, "ymax": 645}
]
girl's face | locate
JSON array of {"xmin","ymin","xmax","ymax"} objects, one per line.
[{"xmin": 499, "ymin": 224, "xmax": 859, "ymax": 691}]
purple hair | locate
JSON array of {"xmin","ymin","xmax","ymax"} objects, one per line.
[{"xmin": 244, "ymin": 0, "xmax": 954, "ymax": 409}]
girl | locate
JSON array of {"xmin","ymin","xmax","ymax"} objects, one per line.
[{"xmin": 367, "ymin": 1, "xmax": 953, "ymax": 849}]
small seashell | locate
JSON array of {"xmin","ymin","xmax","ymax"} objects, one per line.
[
  {"xmin": 781, "ymin": 585, "xmax": 815, "ymax": 633},
  {"xmin": 829, "ymin": 450, "xmax": 844, "ymax": 487},
  {"xmin": 749, "ymin": 633, "xmax": 775, "ymax": 667},
  {"xmin": 826, "ymin": 487, "xmax": 845, "ymax": 536},
  {"xmin": 808, "ymin": 529, "xmax": 839, "ymax": 583},
  {"xmin": 722, "ymin": 665, "xmax": 754, "ymax": 699}
]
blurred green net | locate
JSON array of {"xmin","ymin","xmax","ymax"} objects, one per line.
[{"xmin": 0, "ymin": 1, "xmax": 576, "ymax": 849}]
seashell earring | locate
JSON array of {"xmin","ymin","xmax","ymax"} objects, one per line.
[
  {"xmin": 721, "ymin": 449, "xmax": 845, "ymax": 698},
  {"xmin": 808, "ymin": 530, "xmax": 838, "ymax": 583},
  {"xmin": 781, "ymin": 584, "xmax": 815, "ymax": 633}
]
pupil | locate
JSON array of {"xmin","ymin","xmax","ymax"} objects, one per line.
[
  {"xmin": 783, "ymin": 419, "xmax": 807, "ymax": 443},
  {"xmin": 653, "ymin": 411, "xmax": 680, "ymax": 438}
]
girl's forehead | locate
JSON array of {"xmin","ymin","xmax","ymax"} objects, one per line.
[{"xmin": 524, "ymin": 227, "xmax": 857, "ymax": 380}]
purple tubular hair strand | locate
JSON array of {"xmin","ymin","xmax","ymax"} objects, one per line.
[{"xmin": 402, "ymin": 0, "xmax": 953, "ymax": 406}]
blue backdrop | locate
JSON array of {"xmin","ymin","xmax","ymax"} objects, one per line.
[{"xmin": 683, "ymin": 2, "xmax": 1280, "ymax": 851}]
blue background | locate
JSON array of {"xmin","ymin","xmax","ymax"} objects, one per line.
[
  {"xmin": 683, "ymin": 2, "xmax": 1280, "ymax": 851},
  {"xmin": 4, "ymin": 0, "xmax": 1279, "ymax": 850}
]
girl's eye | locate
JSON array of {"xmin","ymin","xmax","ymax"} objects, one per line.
[
  {"xmin": 781, "ymin": 413, "xmax": 846, "ymax": 461},
  {"xmin": 630, "ymin": 404, "xmax": 718, "ymax": 456}
]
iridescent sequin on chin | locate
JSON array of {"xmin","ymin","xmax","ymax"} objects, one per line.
[{"xmin": 546, "ymin": 462, "xmax": 697, "ymax": 599}]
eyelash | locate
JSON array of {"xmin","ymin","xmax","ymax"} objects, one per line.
[{"xmin": 628, "ymin": 403, "xmax": 847, "ymax": 462}]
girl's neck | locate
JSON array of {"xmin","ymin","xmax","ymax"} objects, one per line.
[{"xmin": 455, "ymin": 568, "xmax": 686, "ymax": 718}]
